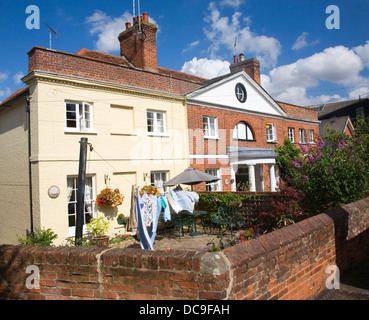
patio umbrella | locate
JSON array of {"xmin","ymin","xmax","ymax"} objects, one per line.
[{"xmin": 163, "ymin": 168, "xmax": 220, "ymax": 187}]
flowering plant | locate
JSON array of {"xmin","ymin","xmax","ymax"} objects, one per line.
[
  {"xmin": 139, "ymin": 185, "xmax": 161, "ymax": 197},
  {"xmin": 96, "ymin": 188, "xmax": 124, "ymax": 207},
  {"xmin": 86, "ymin": 217, "xmax": 110, "ymax": 238}
]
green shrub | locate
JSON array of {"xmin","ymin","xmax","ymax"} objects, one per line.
[{"xmin": 18, "ymin": 228, "xmax": 58, "ymax": 246}]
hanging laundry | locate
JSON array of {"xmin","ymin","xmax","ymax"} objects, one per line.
[
  {"xmin": 170, "ymin": 189, "xmax": 199, "ymax": 213},
  {"xmin": 135, "ymin": 187, "xmax": 161, "ymax": 250},
  {"xmin": 161, "ymin": 194, "xmax": 171, "ymax": 222}
]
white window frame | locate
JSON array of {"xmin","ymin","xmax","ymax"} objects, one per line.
[
  {"xmin": 147, "ymin": 110, "xmax": 166, "ymax": 135},
  {"xmin": 67, "ymin": 175, "xmax": 96, "ymax": 237},
  {"xmin": 205, "ymin": 168, "xmax": 222, "ymax": 191},
  {"xmin": 203, "ymin": 116, "xmax": 218, "ymax": 139},
  {"xmin": 299, "ymin": 129, "xmax": 306, "ymax": 144},
  {"xmin": 266, "ymin": 123, "xmax": 277, "ymax": 142},
  {"xmin": 65, "ymin": 102, "xmax": 94, "ymax": 133},
  {"xmin": 233, "ymin": 122, "xmax": 254, "ymax": 141},
  {"xmin": 151, "ymin": 171, "xmax": 169, "ymax": 194},
  {"xmin": 308, "ymin": 129, "xmax": 314, "ymax": 144},
  {"xmin": 288, "ymin": 128, "xmax": 295, "ymax": 143}
]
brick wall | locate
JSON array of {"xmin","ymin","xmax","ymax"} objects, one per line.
[
  {"xmin": 27, "ymin": 47, "xmax": 203, "ymax": 95},
  {"xmin": 188, "ymin": 103, "xmax": 320, "ymax": 191},
  {"xmin": 1, "ymin": 197, "xmax": 369, "ymax": 300}
]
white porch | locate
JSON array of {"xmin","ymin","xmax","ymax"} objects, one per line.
[{"xmin": 229, "ymin": 147, "xmax": 278, "ymax": 192}]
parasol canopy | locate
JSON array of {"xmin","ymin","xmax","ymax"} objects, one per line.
[{"xmin": 163, "ymin": 168, "xmax": 220, "ymax": 187}]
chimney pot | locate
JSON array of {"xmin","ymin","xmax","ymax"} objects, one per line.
[
  {"xmin": 239, "ymin": 54, "xmax": 245, "ymax": 62},
  {"xmin": 143, "ymin": 12, "xmax": 149, "ymax": 22},
  {"xmin": 125, "ymin": 22, "xmax": 131, "ymax": 30},
  {"xmin": 233, "ymin": 55, "xmax": 238, "ymax": 64}
]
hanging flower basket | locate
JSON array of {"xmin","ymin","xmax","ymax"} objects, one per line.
[
  {"xmin": 139, "ymin": 185, "xmax": 161, "ymax": 197},
  {"xmin": 96, "ymin": 188, "xmax": 124, "ymax": 207}
]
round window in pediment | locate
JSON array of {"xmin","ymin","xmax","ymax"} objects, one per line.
[{"xmin": 235, "ymin": 83, "xmax": 247, "ymax": 103}]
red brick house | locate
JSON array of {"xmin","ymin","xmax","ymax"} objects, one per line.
[{"xmin": 186, "ymin": 56, "xmax": 320, "ymax": 192}]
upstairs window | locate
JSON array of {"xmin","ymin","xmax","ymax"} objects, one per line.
[
  {"xmin": 147, "ymin": 110, "xmax": 166, "ymax": 135},
  {"xmin": 299, "ymin": 129, "xmax": 306, "ymax": 144},
  {"xmin": 308, "ymin": 129, "xmax": 314, "ymax": 143},
  {"xmin": 203, "ymin": 116, "xmax": 218, "ymax": 139},
  {"xmin": 65, "ymin": 102, "xmax": 93, "ymax": 132},
  {"xmin": 288, "ymin": 128, "xmax": 295, "ymax": 142},
  {"xmin": 233, "ymin": 122, "xmax": 254, "ymax": 141},
  {"xmin": 266, "ymin": 123, "xmax": 277, "ymax": 142}
]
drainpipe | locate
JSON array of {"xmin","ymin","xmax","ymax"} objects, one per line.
[{"xmin": 26, "ymin": 96, "xmax": 34, "ymax": 235}]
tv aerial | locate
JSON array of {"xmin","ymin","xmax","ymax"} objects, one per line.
[{"xmin": 44, "ymin": 23, "xmax": 58, "ymax": 49}]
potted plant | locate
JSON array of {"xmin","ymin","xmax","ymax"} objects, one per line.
[
  {"xmin": 86, "ymin": 216, "xmax": 110, "ymax": 247},
  {"xmin": 117, "ymin": 214, "xmax": 129, "ymax": 225},
  {"xmin": 96, "ymin": 188, "xmax": 124, "ymax": 207}
]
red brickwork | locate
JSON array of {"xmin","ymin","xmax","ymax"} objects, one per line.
[
  {"xmin": 188, "ymin": 103, "xmax": 320, "ymax": 191},
  {"xmin": 118, "ymin": 19, "xmax": 158, "ymax": 71},
  {"xmin": 1, "ymin": 197, "xmax": 368, "ymax": 300},
  {"xmin": 27, "ymin": 47, "xmax": 204, "ymax": 95}
]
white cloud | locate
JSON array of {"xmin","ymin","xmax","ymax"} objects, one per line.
[
  {"xmin": 85, "ymin": 10, "xmax": 159, "ymax": 53},
  {"xmin": 181, "ymin": 57, "xmax": 230, "ymax": 79},
  {"xmin": 182, "ymin": 40, "xmax": 200, "ymax": 54},
  {"xmin": 220, "ymin": 0, "xmax": 245, "ymax": 9},
  {"xmin": 13, "ymin": 72, "xmax": 24, "ymax": 85},
  {"xmin": 348, "ymin": 86, "xmax": 369, "ymax": 100},
  {"xmin": 354, "ymin": 41, "xmax": 369, "ymax": 69},
  {"xmin": 262, "ymin": 45, "xmax": 366, "ymax": 106},
  {"xmin": 0, "ymin": 87, "xmax": 11, "ymax": 98},
  {"xmin": 292, "ymin": 32, "xmax": 309, "ymax": 50},
  {"xmin": 0, "ymin": 71, "xmax": 8, "ymax": 83},
  {"xmin": 204, "ymin": 2, "xmax": 281, "ymax": 68},
  {"xmin": 292, "ymin": 32, "xmax": 319, "ymax": 51}
]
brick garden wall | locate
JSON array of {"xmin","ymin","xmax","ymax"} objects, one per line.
[{"xmin": 1, "ymin": 197, "xmax": 369, "ymax": 300}]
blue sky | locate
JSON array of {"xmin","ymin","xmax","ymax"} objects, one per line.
[{"xmin": 1, "ymin": 0, "xmax": 369, "ymax": 106}]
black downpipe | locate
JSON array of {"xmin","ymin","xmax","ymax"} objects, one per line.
[
  {"xmin": 26, "ymin": 96, "xmax": 34, "ymax": 235},
  {"xmin": 75, "ymin": 137, "xmax": 88, "ymax": 245}
]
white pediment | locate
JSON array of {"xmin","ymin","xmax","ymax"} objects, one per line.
[{"xmin": 187, "ymin": 71, "xmax": 286, "ymax": 117}]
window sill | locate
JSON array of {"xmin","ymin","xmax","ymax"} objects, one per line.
[
  {"xmin": 110, "ymin": 131, "xmax": 137, "ymax": 136},
  {"xmin": 64, "ymin": 129, "xmax": 98, "ymax": 135},
  {"xmin": 204, "ymin": 136, "xmax": 220, "ymax": 140},
  {"xmin": 147, "ymin": 133, "xmax": 170, "ymax": 138},
  {"xmin": 267, "ymin": 140, "xmax": 278, "ymax": 144},
  {"xmin": 233, "ymin": 138, "xmax": 256, "ymax": 142}
]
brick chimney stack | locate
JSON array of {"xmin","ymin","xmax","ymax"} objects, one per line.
[
  {"xmin": 118, "ymin": 12, "xmax": 158, "ymax": 72},
  {"xmin": 230, "ymin": 54, "xmax": 261, "ymax": 85}
]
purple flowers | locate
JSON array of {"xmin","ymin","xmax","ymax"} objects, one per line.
[
  {"xmin": 316, "ymin": 137, "xmax": 325, "ymax": 149},
  {"xmin": 337, "ymin": 139, "xmax": 346, "ymax": 150},
  {"xmin": 299, "ymin": 144, "xmax": 308, "ymax": 153},
  {"xmin": 290, "ymin": 159, "xmax": 303, "ymax": 168}
]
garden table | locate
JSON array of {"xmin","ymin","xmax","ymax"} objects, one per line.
[{"xmin": 185, "ymin": 210, "xmax": 208, "ymax": 236}]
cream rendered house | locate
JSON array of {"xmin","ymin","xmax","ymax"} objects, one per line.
[{"xmin": 0, "ymin": 13, "xmax": 204, "ymax": 245}]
